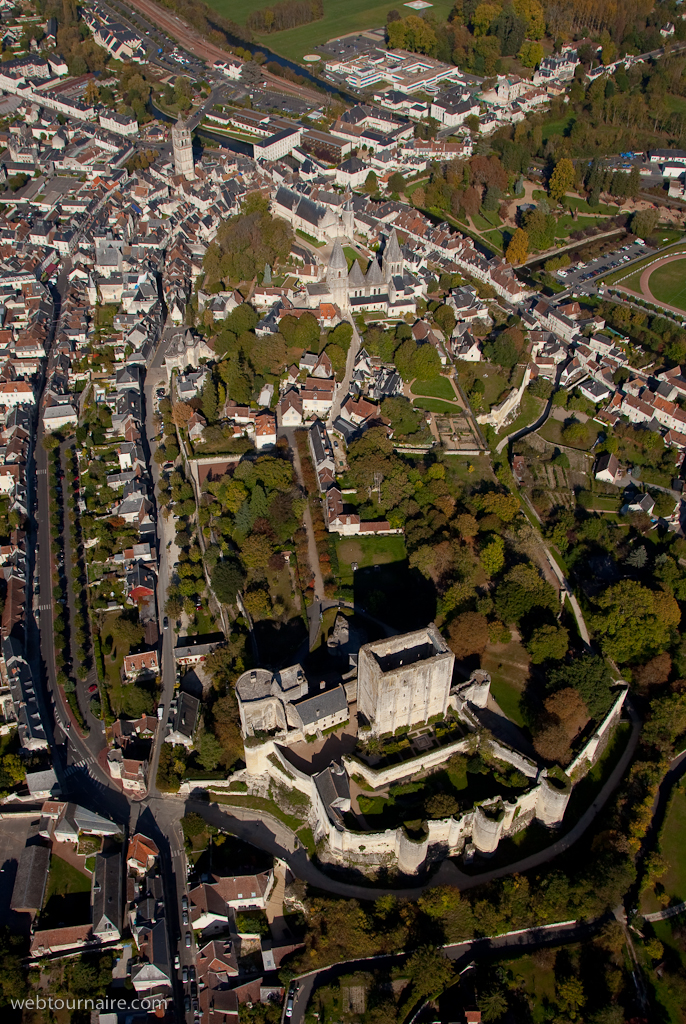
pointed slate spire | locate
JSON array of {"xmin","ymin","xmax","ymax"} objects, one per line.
[
  {"xmin": 348, "ymin": 259, "xmax": 365, "ymax": 287},
  {"xmin": 365, "ymin": 257, "xmax": 384, "ymax": 285},
  {"xmin": 384, "ymin": 227, "xmax": 402, "ymax": 263},
  {"xmin": 328, "ymin": 238, "xmax": 348, "ymax": 273}
]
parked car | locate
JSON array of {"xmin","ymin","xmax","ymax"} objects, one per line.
[
  {"xmin": 182, "ymin": 895, "xmax": 188, "ymax": 910},
  {"xmin": 184, "ymin": 996, "xmax": 191, "ymax": 1013},
  {"xmin": 163, "ymin": 616, "xmax": 169, "ymax": 629},
  {"xmin": 182, "ymin": 909, "xmax": 189, "ymax": 925},
  {"xmin": 88, "ymin": 684, "xmax": 98, "ymax": 694},
  {"xmin": 174, "ymin": 954, "xmax": 180, "ymax": 969},
  {"xmin": 182, "ymin": 966, "xmax": 188, "ymax": 983},
  {"xmin": 185, "ymin": 932, "xmax": 191, "ymax": 948}
]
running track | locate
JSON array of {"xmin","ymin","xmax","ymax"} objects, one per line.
[{"xmin": 615, "ymin": 251, "xmax": 686, "ymax": 317}]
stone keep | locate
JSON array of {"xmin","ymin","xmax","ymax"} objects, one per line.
[
  {"xmin": 357, "ymin": 624, "xmax": 454, "ymax": 736},
  {"xmin": 172, "ymin": 117, "xmax": 195, "ymax": 180}
]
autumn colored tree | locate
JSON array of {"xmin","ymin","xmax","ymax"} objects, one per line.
[
  {"xmin": 447, "ymin": 611, "xmax": 489, "ymax": 659},
  {"xmin": 505, "ymin": 226, "xmax": 532, "ymax": 264},
  {"xmin": 172, "ymin": 402, "xmax": 193, "ymax": 427},
  {"xmin": 548, "ymin": 157, "xmax": 576, "ymax": 203},
  {"xmin": 534, "ymin": 687, "xmax": 589, "ymax": 763}
]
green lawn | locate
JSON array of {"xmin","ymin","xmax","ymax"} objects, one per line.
[
  {"xmin": 413, "ymin": 397, "xmax": 462, "ymax": 414},
  {"xmin": 647, "ymin": 918, "xmax": 686, "ymax": 1024},
  {"xmin": 482, "ymin": 228, "xmax": 506, "ymax": 253},
  {"xmin": 40, "ymin": 853, "xmax": 91, "ymax": 929},
  {"xmin": 336, "ymin": 534, "xmax": 407, "ymax": 581},
  {"xmin": 206, "ymin": 0, "xmax": 456, "ymax": 61},
  {"xmin": 641, "ymin": 783, "xmax": 686, "ymax": 915},
  {"xmin": 538, "ymin": 417, "xmax": 602, "ymax": 451},
  {"xmin": 411, "ymin": 376, "xmax": 456, "ymax": 401},
  {"xmin": 471, "ymin": 212, "xmax": 492, "ymax": 231},
  {"xmin": 647, "ymin": 258, "xmax": 686, "ymax": 311},
  {"xmin": 496, "ymin": 392, "xmax": 544, "ymax": 439},
  {"xmin": 344, "ymin": 246, "xmax": 361, "ymax": 271},
  {"xmin": 296, "ymin": 228, "xmax": 326, "ymax": 247},
  {"xmin": 481, "ymin": 638, "xmax": 531, "ymax": 730},
  {"xmin": 468, "ymin": 363, "xmax": 512, "ymax": 410},
  {"xmin": 541, "ymin": 115, "xmax": 574, "ymax": 141}
]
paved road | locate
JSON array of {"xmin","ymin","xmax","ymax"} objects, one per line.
[{"xmin": 141, "ymin": 354, "xmax": 177, "ymax": 800}]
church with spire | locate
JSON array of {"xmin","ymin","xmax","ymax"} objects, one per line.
[{"xmin": 305, "ymin": 229, "xmax": 426, "ymax": 317}]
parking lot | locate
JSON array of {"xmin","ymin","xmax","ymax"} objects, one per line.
[{"xmin": 557, "ymin": 239, "xmax": 656, "ymax": 293}]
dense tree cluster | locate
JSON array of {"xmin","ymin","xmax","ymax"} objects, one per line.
[
  {"xmin": 247, "ymin": 0, "xmax": 323, "ymax": 34},
  {"xmin": 203, "ymin": 194, "xmax": 292, "ymax": 288}
]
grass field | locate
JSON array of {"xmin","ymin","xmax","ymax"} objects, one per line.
[
  {"xmin": 641, "ymin": 783, "xmax": 686, "ymax": 916},
  {"xmin": 413, "ymin": 397, "xmax": 462, "ymax": 414},
  {"xmin": 467, "ymin": 362, "xmax": 512, "ymax": 410},
  {"xmin": 538, "ymin": 417, "xmax": 602, "ymax": 451},
  {"xmin": 541, "ymin": 115, "xmax": 574, "ymax": 141},
  {"xmin": 206, "ymin": 0, "xmax": 456, "ymax": 61},
  {"xmin": 647, "ymin": 258, "xmax": 686, "ymax": 311},
  {"xmin": 496, "ymin": 392, "xmax": 544, "ymax": 439},
  {"xmin": 411, "ymin": 377, "xmax": 456, "ymax": 401},
  {"xmin": 336, "ymin": 534, "xmax": 407, "ymax": 581},
  {"xmin": 481, "ymin": 228, "xmax": 506, "ymax": 253},
  {"xmin": 480, "ymin": 638, "xmax": 530, "ymax": 730},
  {"xmin": 40, "ymin": 854, "xmax": 91, "ymax": 929}
]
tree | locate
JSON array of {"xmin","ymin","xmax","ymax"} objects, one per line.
[
  {"xmin": 212, "ymin": 558, "xmax": 246, "ymax": 604},
  {"xmin": 480, "ymin": 988, "xmax": 508, "ymax": 1022},
  {"xmin": 480, "ymin": 536, "xmax": 505, "ymax": 577},
  {"xmin": 201, "ymin": 375, "xmax": 218, "ymax": 423},
  {"xmin": 519, "ymin": 39, "xmax": 544, "ymax": 67},
  {"xmin": 481, "ymin": 491, "xmax": 519, "ymax": 522},
  {"xmin": 434, "ymin": 304, "xmax": 456, "ymax": 336},
  {"xmin": 110, "ymin": 615, "xmax": 144, "ymax": 649},
  {"xmin": 548, "ymin": 157, "xmax": 576, "ymax": 203},
  {"xmin": 197, "ymin": 731, "xmax": 224, "ymax": 771},
  {"xmin": 505, "ymin": 227, "xmax": 529, "ymax": 264},
  {"xmin": 425, "ymin": 792, "xmax": 459, "ymax": 818},
  {"xmin": 42, "ymin": 434, "xmax": 61, "ymax": 451},
  {"xmin": 405, "ymin": 946, "xmax": 453, "ymax": 999},
  {"xmin": 534, "ymin": 688, "xmax": 589, "ymax": 762},
  {"xmin": 548, "ymin": 655, "xmax": 614, "ymax": 719},
  {"xmin": 527, "ymin": 624, "xmax": 569, "ymax": 664},
  {"xmin": 631, "ymin": 207, "xmax": 659, "ymax": 239},
  {"xmin": 172, "ymin": 402, "xmax": 194, "ymax": 427},
  {"xmin": 447, "ymin": 611, "xmax": 489, "ymax": 659},
  {"xmin": 591, "ymin": 580, "xmax": 680, "ymax": 663},
  {"xmin": 387, "ymin": 171, "xmax": 406, "ymax": 193},
  {"xmin": 364, "ymin": 170, "xmax": 378, "ymax": 193},
  {"xmin": 240, "ymin": 533, "xmax": 274, "ymax": 570}
]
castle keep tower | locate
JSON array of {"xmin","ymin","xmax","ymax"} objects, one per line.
[
  {"xmin": 172, "ymin": 117, "xmax": 195, "ymax": 180},
  {"xmin": 357, "ymin": 624, "xmax": 455, "ymax": 736}
]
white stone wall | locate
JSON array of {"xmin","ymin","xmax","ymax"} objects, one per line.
[
  {"xmin": 477, "ymin": 364, "xmax": 532, "ymax": 431},
  {"xmin": 344, "ymin": 735, "xmax": 471, "ymax": 789},
  {"xmin": 567, "ymin": 686, "xmax": 628, "ymax": 779}
]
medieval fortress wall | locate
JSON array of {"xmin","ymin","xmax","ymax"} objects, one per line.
[{"xmin": 208, "ymin": 623, "xmax": 629, "ymax": 876}]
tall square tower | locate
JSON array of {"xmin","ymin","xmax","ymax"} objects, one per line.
[
  {"xmin": 172, "ymin": 117, "xmax": 195, "ymax": 180},
  {"xmin": 357, "ymin": 624, "xmax": 455, "ymax": 736}
]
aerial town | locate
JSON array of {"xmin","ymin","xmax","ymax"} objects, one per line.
[{"xmin": 2, "ymin": 0, "xmax": 686, "ymax": 1022}]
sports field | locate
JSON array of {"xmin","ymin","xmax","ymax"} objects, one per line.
[
  {"xmin": 647, "ymin": 258, "xmax": 686, "ymax": 312},
  {"xmin": 203, "ymin": 0, "xmax": 456, "ymax": 61}
]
